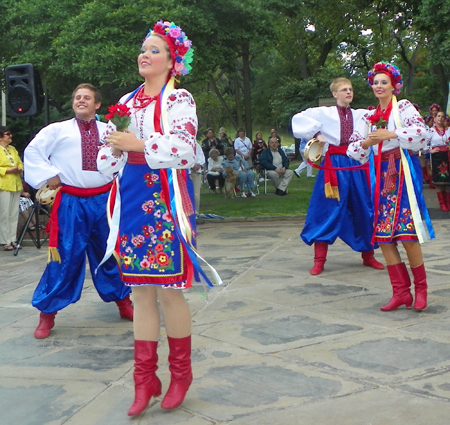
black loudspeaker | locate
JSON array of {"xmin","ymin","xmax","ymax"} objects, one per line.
[{"xmin": 5, "ymin": 63, "xmax": 44, "ymax": 118}]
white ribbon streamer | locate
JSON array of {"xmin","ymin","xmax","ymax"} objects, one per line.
[{"xmin": 392, "ymin": 96, "xmax": 429, "ymax": 244}]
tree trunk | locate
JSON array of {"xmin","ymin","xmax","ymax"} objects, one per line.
[
  {"xmin": 314, "ymin": 40, "xmax": 333, "ymax": 71},
  {"xmin": 234, "ymin": 74, "xmax": 243, "ymax": 130},
  {"xmin": 208, "ymin": 74, "xmax": 238, "ymax": 130},
  {"xmin": 433, "ymin": 63, "xmax": 449, "ymax": 108},
  {"xmin": 299, "ymin": 49, "xmax": 310, "ymax": 80},
  {"xmin": 241, "ymin": 40, "xmax": 252, "ymax": 139}
]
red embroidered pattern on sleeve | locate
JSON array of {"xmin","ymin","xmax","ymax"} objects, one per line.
[{"xmin": 167, "ymin": 91, "xmax": 197, "ymax": 166}]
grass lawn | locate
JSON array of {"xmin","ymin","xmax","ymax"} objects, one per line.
[{"xmin": 199, "ymin": 161, "xmax": 315, "ymax": 218}]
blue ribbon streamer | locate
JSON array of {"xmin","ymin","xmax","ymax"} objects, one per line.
[
  {"xmin": 402, "ymin": 149, "xmax": 435, "ymax": 240},
  {"xmin": 368, "ymin": 147, "xmax": 376, "ymax": 202}
]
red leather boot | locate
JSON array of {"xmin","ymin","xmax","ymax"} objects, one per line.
[
  {"xmin": 310, "ymin": 242, "xmax": 328, "ymax": 275},
  {"xmin": 380, "ymin": 263, "xmax": 413, "ymax": 311},
  {"xmin": 411, "ymin": 263, "xmax": 427, "ymax": 310},
  {"xmin": 361, "ymin": 250, "xmax": 385, "ymax": 269},
  {"xmin": 128, "ymin": 340, "xmax": 162, "ymax": 416},
  {"xmin": 34, "ymin": 312, "xmax": 57, "ymax": 339},
  {"xmin": 161, "ymin": 336, "xmax": 193, "ymax": 410},
  {"xmin": 116, "ymin": 294, "xmax": 133, "ymax": 321},
  {"xmin": 421, "ymin": 166, "xmax": 428, "ymax": 183},
  {"xmin": 437, "ymin": 192, "xmax": 449, "ymax": 212},
  {"xmin": 445, "ymin": 192, "xmax": 450, "ymax": 212}
]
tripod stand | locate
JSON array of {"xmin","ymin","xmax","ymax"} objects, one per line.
[{"xmin": 14, "ymin": 200, "xmax": 50, "ymax": 256}]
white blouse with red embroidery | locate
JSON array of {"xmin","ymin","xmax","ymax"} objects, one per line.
[
  {"xmin": 292, "ymin": 105, "xmax": 368, "ymax": 152},
  {"xmin": 97, "ymin": 88, "xmax": 198, "ymax": 175},
  {"xmin": 426, "ymin": 126, "xmax": 450, "ymax": 149},
  {"xmin": 25, "ymin": 118, "xmax": 110, "ymax": 190},
  {"xmin": 347, "ymin": 99, "xmax": 427, "ymax": 164}
]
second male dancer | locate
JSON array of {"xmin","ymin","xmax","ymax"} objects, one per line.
[{"xmin": 292, "ymin": 77, "xmax": 384, "ymax": 275}]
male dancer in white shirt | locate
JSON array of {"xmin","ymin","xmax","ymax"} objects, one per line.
[
  {"xmin": 292, "ymin": 78, "xmax": 384, "ymax": 275},
  {"xmin": 25, "ymin": 83, "xmax": 133, "ymax": 339}
]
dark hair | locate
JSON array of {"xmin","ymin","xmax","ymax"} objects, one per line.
[
  {"xmin": 237, "ymin": 127, "xmax": 245, "ymax": 134},
  {"xmin": 72, "ymin": 83, "xmax": 102, "ymax": 104},
  {"xmin": 224, "ymin": 147, "xmax": 235, "ymax": 156},
  {"xmin": 0, "ymin": 126, "xmax": 11, "ymax": 138}
]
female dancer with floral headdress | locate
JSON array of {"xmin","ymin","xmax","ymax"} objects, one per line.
[
  {"xmin": 425, "ymin": 103, "xmax": 441, "ymax": 128},
  {"xmin": 347, "ymin": 62, "xmax": 434, "ymax": 312},
  {"xmin": 427, "ymin": 110, "xmax": 450, "ymax": 211},
  {"xmin": 420, "ymin": 103, "xmax": 442, "ymax": 187},
  {"xmin": 97, "ymin": 21, "xmax": 220, "ymax": 416}
]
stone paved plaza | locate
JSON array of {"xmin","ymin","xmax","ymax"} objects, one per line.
[{"xmin": 1, "ymin": 187, "xmax": 449, "ymax": 425}]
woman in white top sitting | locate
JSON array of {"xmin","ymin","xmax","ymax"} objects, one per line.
[
  {"xmin": 206, "ymin": 148, "xmax": 225, "ymax": 192},
  {"xmin": 234, "ymin": 127, "xmax": 253, "ymax": 168}
]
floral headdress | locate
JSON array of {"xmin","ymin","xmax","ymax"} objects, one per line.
[
  {"xmin": 144, "ymin": 20, "xmax": 194, "ymax": 78},
  {"xmin": 367, "ymin": 62, "xmax": 403, "ymax": 95},
  {"xmin": 429, "ymin": 103, "xmax": 440, "ymax": 112}
]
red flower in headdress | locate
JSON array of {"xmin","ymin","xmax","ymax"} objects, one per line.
[{"xmin": 367, "ymin": 62, "xmax": 403, "ymax": 95}]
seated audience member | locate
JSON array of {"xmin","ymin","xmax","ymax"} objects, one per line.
[
  {"xmin": 234, "ymin": 127, "xmax": 253, "ymax": 168},
  {"xmin": 218, "ymin": 127, "xmax": 233, "ymax": 149},
  {"xmin": 252, "ymin": 131, "xmax": 267, "ymax": 171},
  {"xmin": 222, "ymin": 147, "xmax": 256, "ymax": 198},
  {"xmin": 260, "ymin": 138, "xmax": 294, "ymax": 196},
  {"xmin": 207, "ymin": 148, "xmax": 225, "ymax": 192},
  {"xmin": 202, "ymin": 128, "xmax": 223, "ymax": 157},
  {"xmin": 268, "ymin": 129, "xmax": 281, "ymax": 146}
]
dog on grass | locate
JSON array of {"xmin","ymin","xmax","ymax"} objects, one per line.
[{"xmin": 224, "ymin": 166, "xmax": 238, "ymax": 198}]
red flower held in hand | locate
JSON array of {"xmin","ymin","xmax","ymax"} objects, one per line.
[
  {"xmin": 368, "ymin": 112, "xmax": 388, "ymax": 128},
  {"xmin": 105, "ymin": 103, "xmax": 131, "ymax": 131},
  {"xmin": 105, "ymin": 103, "xmax": 131, "ymax": 119}
]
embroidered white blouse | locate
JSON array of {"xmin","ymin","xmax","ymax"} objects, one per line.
[
  {"xmin": 24, "ymin": 118, "xmax": 110, "ymax": 189},
  {"xmin": 292, "ymin": 106, "xmax": 367, "ymax": 148},
  {"xmin": 427, "ymin": 126, "xmax": 450, "ymax": 149},
  {"xmin": 347, "ymin": 99, "xmax": 427, "ymax": 164},
  {"xmin": 97, "ymin": 89, "xmax": 197, "ymax": 176}
]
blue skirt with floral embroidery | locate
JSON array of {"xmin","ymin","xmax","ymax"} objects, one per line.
[
  {"xmin": 116, "ymin": 162, "xmax": 192, "ymax": 288},
  {"xmin": 374, "ymin": 155, "xmax": 423, "ymax": 243}
]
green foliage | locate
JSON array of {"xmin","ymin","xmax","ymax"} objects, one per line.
[
  {"xmin": 195, "ymin": 89, "xmax": 234, "ymax": 136},
  {"xmin": 200, "ymin": 162, "xmax": 315, "ymax": 217},
  {"xmin": 0, "ymin": 0, "xmax": 447, "ymax": 143}
]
